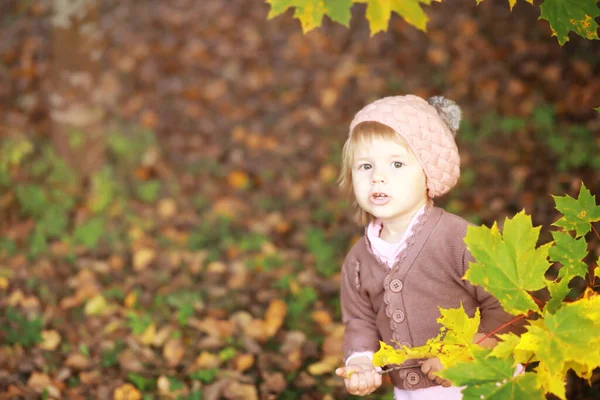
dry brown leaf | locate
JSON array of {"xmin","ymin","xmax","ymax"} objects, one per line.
[
  {"xmin": 195, "ymin": 351, "xmax": 221, "ymax": 369},
  {"xmin": 264, "ymin": 299, "xmax": 287, "ymax": 337},
  {"xmin": 139, "ymin": 323, "xmax": 156, "ymax": 345},
  {"xmin": 84, "ymin": 294, "xmax": 112, "ymax": 316},
  {"xmin": 157, "ymin": 373, "xmax": 186, "ymax": 396},
  {"xmin": 228, "ymin": 170, "xmax": 250, "ymax": 190},
  {"xmin": 79, "ymin": 370, "xmax": 100, "ymax": 385},
  {"xmin": 113, "ymin": 383, "xmax": 142, "ymax": 400},
  {"xmin": 307, "ymin": 355, "xmax": 341, "ymax": 375},
  {"xmin": 109, "ymin": 255, "xmax": 124, "ymax": 271},
  {"xmin": 234, "ymin": 353, "xmax": 254, "ymax": 372},
  {"xmin": 212, "ymin": 197, "xmax": 249, "ymax": 218},
  {"xmin": 163, "ymin": 337, "xmax": 185, "ymax": 367},
  {"xmin": 152, "ymin": 325, "xmax": 173, "ymax": 347},
  {"xmin": 319, "ymin": 164, "xmax": 337, "ymax": 183},
  {"xmin": 124, "ymin": 292, "xmax": 137, "ymax": 308},
  {"xmin": 223, "ymin": 381, "xmax": 258, "ymax": 400},
  {"xmin": 322, "ymin": 324, "xmax": 345, "ymax": 358},
  {"xmin": 7, "ymin": 289, "xmax": 24, "ymax": 306},
  {"xmin": 39, "ymin": 330, "xmax": 61, "ymax": 351},
  {"xmin": 311, "ymin": 310, "xmax": 332, "ymax": 329},
  {"xmin": 320, "ymin": 87, "xmax": 338, "ymax": 110},
  {"xmin": 140, "ymin": 110, "xmax": 157, "ymax": 128},
  {"xmin": 118, "ymin": 349, "xmax": 144, "ymax": 372},
  {"xmin": 133, "ymin": 248, "xmax": 156, "ymax": 271},
  {"xmin": 244, "ymin": 319, "xmax": 268, "ymax": 342},
  {"xmin": 227, "ymin": 263, "xmax": 249, "ymax": 289},
  {"xmin": 0, "ymin": 276, "xmax": 9, "ymax": 289},
  {"xmin": 65, "ymin": 353, "xmax": 91, "ymax": 370},
  {"xmin": 206, "ymin": 261, "xmax": 227, "ymax": 274},
  {"xmin": 261, "ymin": 371, "xmax": 287, "ymax": 394},
  {"xmin": 27, "ymin": 372, "xmax": 60, "ymax": 397},
  {"xmin": 158, "ymin": 198, "xmax": 177, "ymax": 218}
]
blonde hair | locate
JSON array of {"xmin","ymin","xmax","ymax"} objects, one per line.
[{"xmin": 338, "ymin": 121, "xmax": 410, "ymax": 226}]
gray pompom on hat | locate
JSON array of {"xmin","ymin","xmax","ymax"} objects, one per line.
[{"xmin": 427, "ymin": 96, "xmax": 462, "ymax": 137}]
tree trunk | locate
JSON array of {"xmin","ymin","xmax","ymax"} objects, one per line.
[{"xmin": 49, "ymin": 0, "xmax": 105, "ymax": 177}]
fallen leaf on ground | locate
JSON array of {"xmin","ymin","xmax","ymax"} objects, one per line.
[
  {"xmin": 163, "ymin": 337, "xmax": 185, "ymax": 367},
  {"xmin": 307, "ymin": 355, "xmax": 341, "ymax": 375},
  {"xmin": 113, "ymin": 383, "xmax": 142, "ymax": 400},
  {"xmin": 264, "ymin": 299, "xmax": 287, "ymax": 337},
  {"xmin": 234, "ymin": 353, "xmax": 255, "ymax": 372},
  {"xmin": 39, "ymin": 330, "xmax": 61, "ymax": 351},
  {"xmin": 133, "ymin": 248, "xmax": 156, "ymax": 271}
]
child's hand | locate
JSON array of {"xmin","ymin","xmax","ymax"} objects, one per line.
[
  {"xmin": 335, "ymin": 360, "xmax": 382, "ymax": 396},
  {"xmin": 418, "ymin": 358, "xmax": 452, "ymax": 387}
]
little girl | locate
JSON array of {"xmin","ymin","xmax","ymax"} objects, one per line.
[{"xmin": 333, "ymin": 95, "xmax": 522, "ymax": 399}]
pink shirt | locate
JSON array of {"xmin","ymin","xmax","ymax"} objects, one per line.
[{"xmin": 366, "ymin": 205, "xmax": 426, "ymax": 268}]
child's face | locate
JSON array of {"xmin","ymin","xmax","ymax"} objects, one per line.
[{"xmin": 351, "ymin": 137, "xmax": 428, "ymax": 223}]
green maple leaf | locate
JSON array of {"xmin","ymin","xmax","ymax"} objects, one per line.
[
  {"xmin": 516, "ymin": 294, "xmax": 600, "ymax": 399},
  {"xmin": 552, "ymin": 182, "xmax": 600, "ymax": 237},
  {"xmin": 266, "ymin": 0, "xmax": 296, "ymax": 18},
  {"xmin": 324, "ymin": 0, "xmax": 353, "ymax": 25},
  {"xmin": 487, "ymin": 332, "xmax": 533, "ymax": 362},
  {"xmin": 366, "ymin": 0, "xmax": 431, "ymax": 35},
  {"xmin": 539, "ymin": 0, "xmax": 600, "ymax": 45},
  {"xmin": 546, "ymin": 279, "xmax": 572, "ymax": 314},
  {"xmin": 549, "ymin": 231, "xmax": 588, "ymax": 280},
  {"xmin": 464, "ymin": 211, "xmax": 552, "ymax": 315},
  {"xmin": 439, "ymin": 347, "xmax": 545, "ymax": 400},
  {"xmin": 545, "ymin": 230, "xmax": 588, "ymax": 313},
  {"xmin": 436, "ymin": 303, "xmax": 479, "ymax": 345},
  {"xmin": 266, "ymin": 0, "xmax": 352, "ymax": 32}
]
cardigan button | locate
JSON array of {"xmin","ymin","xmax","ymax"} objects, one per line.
[
  {"xmin": 392, "ymin": 310, "xmax": 405, "ymax": 323},
  {"xmin": 400, "ymin": 341, "xmax": 412, "ymax": 348},
  {"xmin": 389, "ymin": 279, "xmax": 403, "ymax": 292},
  {"xmin": 406, "ymin": 372, "xmax": 420, "ymax": 385}
]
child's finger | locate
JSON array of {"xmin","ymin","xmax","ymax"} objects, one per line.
[
  {"xmin": 373, "ymin": 370, "xmax": 383, "ymax": 388},
  {"xmin": 420, "ymin": 362, "xmax": 431, "ymax": 374},
  {"xmin": 427, "ymin": 370, "xmax": 437, "ymax": 381},
  {"xmin": 349, "ymin": 370, "xmax": 360, "ymax": 392},
  {"xmin": 357, "ymin": 375, "xmax": 367, "ymax": 393},
  {"xmin": 335, "ymin": 367, "xmax": 346, "ymax": 377},
  {"xmin": 363, "ymin": 370, "xmax": 374, "ymax": 392}
]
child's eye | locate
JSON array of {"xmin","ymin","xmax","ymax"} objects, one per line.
[
  {"xmin": 392, "ymin": 161, "xmax": 403, "ymax": 168},
  {"xmin": 359, "ymin": 164, "xmax": 372, "ymax": 170}
]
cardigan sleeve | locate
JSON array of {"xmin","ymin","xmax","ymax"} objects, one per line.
[
  {"xmin": 461, "ymin": 248, "xmax": 528, "ymax": 336},
  {"xmin": 340, "ymin": 257, "xmax": 381, "ymax": 361}
]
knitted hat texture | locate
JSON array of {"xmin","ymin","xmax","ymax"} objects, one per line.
[{"xmin": 348, "ymin": 94, "xmax": 461, "ymax": 198}]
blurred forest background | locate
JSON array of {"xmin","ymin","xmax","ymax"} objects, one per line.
[{"xmin": 0, "ymin": 0, "xmax": 599, "ymax": 399}]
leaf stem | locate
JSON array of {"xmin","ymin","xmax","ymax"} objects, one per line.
[
  {"xmin": 530, "ymin": 295, "xmax": 545, "ymax": 307},
  {"xmin": 522, "ymin": 353, "xmax": 535, "ymax": 373},
  {"xmin": 591, "ymin": 223, "xmax": 600, "ymax": 241},
  {"xmin": 476, "ymin": 312, "xmax": 532, "ymax": 345}
]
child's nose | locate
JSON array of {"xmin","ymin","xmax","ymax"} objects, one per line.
[{"xmin": 371, "ymin": 173, "xmax": 386, "ymax": 184}]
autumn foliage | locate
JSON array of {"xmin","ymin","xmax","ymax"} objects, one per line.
[{"xmin": 373, "ymin": 184, "xmax": 600, "ymax": 399}]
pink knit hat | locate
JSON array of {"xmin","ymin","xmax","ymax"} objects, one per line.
[{"xmin": 348, "ymin": 94, "xmax": 461, "ymax": 198}]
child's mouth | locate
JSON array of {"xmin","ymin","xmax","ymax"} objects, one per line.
[{"xmin": 369, "ymin": 192, "xmax": 391, "ymax": 205}]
